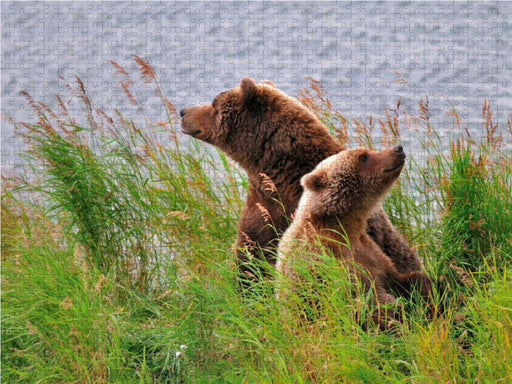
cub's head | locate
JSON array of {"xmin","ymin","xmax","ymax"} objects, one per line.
[{"xmin": 300, "ymin": 146, "xmax": 406, "ymax": 219}]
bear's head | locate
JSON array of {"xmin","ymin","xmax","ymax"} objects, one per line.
[
  {"xmin": 180, "ymin": 77, "xmax": 335, "ymax": 171},
  {"xmin": 180, "ymin": 77, "xmax": 281, "ymax": 159},
  {"xmin": 299, "ymin": 146, "xmax": 406, "ymax": 220}
]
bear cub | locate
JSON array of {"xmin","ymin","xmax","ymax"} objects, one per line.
[{"xmin": 276, "ymin": 146, "xmax": 432, "ymax": 329}]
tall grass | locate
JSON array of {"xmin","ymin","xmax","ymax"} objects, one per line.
[{"xmin": 2, "ymin": 59, "xmax": 512, "ymax": 382}]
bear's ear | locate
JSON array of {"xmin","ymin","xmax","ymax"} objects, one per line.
[
  {"xmin": 240, "ymin": 77, "xmax": 257, "ymax": 104},
  {"xmin": 301, "ymin": 169, "xmax": 328, "ymax": 192}
]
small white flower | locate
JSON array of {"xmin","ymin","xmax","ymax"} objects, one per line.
[{"xmin": 175, "ymin": 344, "xmax": 187, "ymax": 358}]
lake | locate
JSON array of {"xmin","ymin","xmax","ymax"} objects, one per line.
[{"xmin": 2, "ymin": 1, "xmax": 511, "ymax": 168}]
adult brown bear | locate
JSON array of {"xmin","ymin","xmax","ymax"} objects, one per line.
[{"xmin": 180, "ymin": 78, "xmax": 421, "ymax": 285}]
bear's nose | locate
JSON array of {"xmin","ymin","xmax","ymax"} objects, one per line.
[
  {"xmin": 179, "ymin": 108, "xmax": 187, "ymax": 118},
  {"xmin": 393, "ymin": 145, "xmax": 404, "ymax": 153}
]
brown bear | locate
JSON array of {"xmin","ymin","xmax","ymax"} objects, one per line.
[
  {"xmin": 180, "ymin": 77, "xmax": 421, "ymax": 285},
  {"xmin": 276, "ymin": 146, "xmax": 431, "ymax": 328}
]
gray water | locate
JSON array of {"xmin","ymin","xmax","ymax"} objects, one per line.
[{"xmin": 2, "ymin": 1, "xmax": 512, "ymax": 169}]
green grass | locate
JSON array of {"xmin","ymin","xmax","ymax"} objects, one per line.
[{"xmin": 2, "ymin": 59, "xmax": 512, "ymax": 383}]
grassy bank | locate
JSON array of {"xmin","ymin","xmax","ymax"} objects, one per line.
[{"xmin": 2, "ymin": 58, "xmax": 512, "ymax": 383}]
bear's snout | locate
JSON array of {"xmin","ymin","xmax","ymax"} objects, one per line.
[
  {"xmin": 393, "ymin": 145, "xmax": 404, "ymax": 153},
  {"xmin": 179, "ymin": 108, "xmax": 187, "ymax": 118}
]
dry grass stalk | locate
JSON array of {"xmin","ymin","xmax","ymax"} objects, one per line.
[
  {"xmin": 57, "ymin": 75, "xmax": 98, "ymax": 130},
  {"xmin": 394, "ymin": 71, "xmax": 406, "ymax": 84},
  {"xmin": 240, "ymin": 231, "xmax": 257, "ymax": 250},
  {"xmin": 19, "ymin": 91, "xmax": 57, "ymax": 135},
  {"xmin": 297, "ymin": 77, "xmax": 349, "ymax": 146},
  {"xmin": 133, "ymin": 55, "xmax": 156, "ymax": 85},
  {"xmin": 446, "ymin": 107, "xmax": 462, "ymax": 132},
  {"xmin": 259, "ymin": 172, "xmax": 277, "ymax": 195},
  {"xmin": 109, "ymin": 60, "xmax": 129, "ymax": 77},
  {"xmin": 54, "ymin": 94, "xmax": 69, "ymax": 118},
  {"xmin": 162, "ymin": 97, "xmax": 177, "ymax": 114},
  {"xmin": 255, "ymin": 202, "xmax": 273, "ymax": 224},
  {"xmin": 74, "ymin": 76, "xmax": 90, "ymax": 109},
  {"xmin": 419, "ymin": 97, "xmax": 430, "ymax": 123},
  {"xmin": 110, "ymin": 60, "xmax": 139, "ymax": 106},
  {"xmin": 94, "ymin": 108, "xmax": 114, "ymax": 129},
  {"xmin": 482, "ymin": 98, "xmax": 501, "ymax": 150},
  {"xmin": 120, "ymin": 79, "xmax": 138, "ymax": 106},
  {"xmin": 381, "ymin": 104, "xmax": 401, "ymax": 139},
  {"xmin": 449, "ymin": 263, "xmax": 473, "ymax": 287},
  {"xmin": 166, "ymin": 211, "xmax": 189, "ymax": 221}
]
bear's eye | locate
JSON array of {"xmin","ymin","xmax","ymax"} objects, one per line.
[{"xmin": 359, "ymin": 153, "xmax": 369, "ymax": 164}]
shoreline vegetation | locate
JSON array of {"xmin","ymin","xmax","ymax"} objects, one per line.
[{"xmin": 2, "ymin": 57, "xmax": 512, "ymax": 383}]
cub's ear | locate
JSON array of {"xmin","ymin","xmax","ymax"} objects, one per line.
[
  {"xmin": 240, "ymin": 77, "xmax": 257, "ymax": 104},
  {"xmin": 301, "ymin": 169, "xmax": 328, "ymax": 192}
]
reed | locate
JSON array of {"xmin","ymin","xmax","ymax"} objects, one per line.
[{"xmin": 2, "ymin": 60, "xmax": 511, "ymax": 382}]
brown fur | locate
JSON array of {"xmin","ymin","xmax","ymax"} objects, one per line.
[
  {"xmin": 276, "ymin": 146, "xmax": 431, "ymax": 329},
  {"xmin": 180, "ymin": 77, "xmax": 421, "ymax": 283}
]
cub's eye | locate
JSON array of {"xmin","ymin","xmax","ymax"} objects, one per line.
[{"xmin": 359, "ymin": 153, "xmax": 369, "ymax": 163}]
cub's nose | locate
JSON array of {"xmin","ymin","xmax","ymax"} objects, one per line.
[
  {"xmin": 179, "ymin": 108, "xmax": 187, "ymax": 118},
  {"xmin": 393, "ymin": 145, "xmax": 404, "ymax": 153}
]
